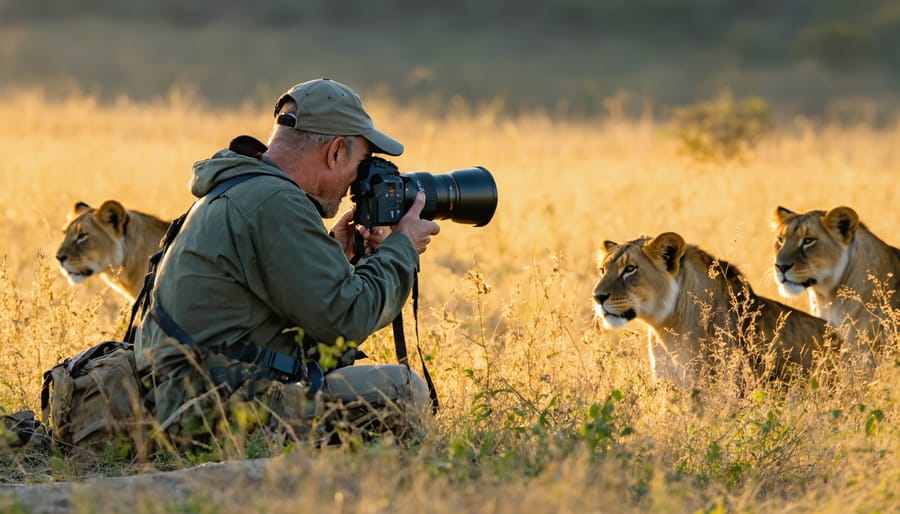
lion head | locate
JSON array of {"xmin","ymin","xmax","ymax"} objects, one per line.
[
  {"xmin": 592, "ymin": 232, "xmax": 686, "ymax": 329},
  {"xmin": 772, "ymin": 206, "xmax": 858, "ymax": 298},
  {"xmin": 56, "ymin": 201, "xmax": 128, "ymax": 286},
  {"xmin": 595, "ymin": 230, "xmax": 838, "ymax": 385}
]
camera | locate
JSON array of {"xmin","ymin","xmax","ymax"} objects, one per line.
[{"xmin": 351, "ymin": 157, "xmax": 498, "ymax": 229}]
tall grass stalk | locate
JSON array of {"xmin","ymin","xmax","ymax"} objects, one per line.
[{"xmin": 0, "ymin": 91, "xmax": 897, "ymax": 513}]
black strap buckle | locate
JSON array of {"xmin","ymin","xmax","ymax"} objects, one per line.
[{"xmin": 256, "ymin": 347, "xmax": 306, "ymax": 382}]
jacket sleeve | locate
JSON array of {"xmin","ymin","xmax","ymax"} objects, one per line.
[{"xmin": 244, "ymin": 189, "xmax": 419, "ymax": 346}]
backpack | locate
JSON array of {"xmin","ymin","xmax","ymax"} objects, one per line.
[{"xmin": 40, "ymin": 340, "xmax": 153, "ymax": 459}]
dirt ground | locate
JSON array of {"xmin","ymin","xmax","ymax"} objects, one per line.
[{"xmin": 0, "ymin": 458, "xmax": 273, "ymax": 513}]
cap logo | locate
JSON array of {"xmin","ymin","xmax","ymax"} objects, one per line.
[{"xmin": 276, "ymin": 112, "xmax": 297, "ymax": 128}]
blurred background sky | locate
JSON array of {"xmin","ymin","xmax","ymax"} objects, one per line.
[{"xmin": 2, "ymin": 0, "xmax": 899, "ymax": 124}]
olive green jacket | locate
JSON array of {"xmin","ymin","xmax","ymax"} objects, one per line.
[{"xmin": 135, "ymin": 137, "xmax": 418, "ymax": 425}]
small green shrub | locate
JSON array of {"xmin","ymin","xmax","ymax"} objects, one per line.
[
  {"xmin": 580, "ymin": 389, "xmax": 634, "ymax": 454},
  {"xmin": 671, "ymin": 92, "xmax": 772, "ymax": 163}
]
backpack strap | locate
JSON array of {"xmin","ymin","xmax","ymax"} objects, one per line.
[
  {"xmin": 148, "ymin": 298, "xmax": 318, "ymax": 387},
  {"xmin": 123, "ymin": 173, "xmax": 267, "ymax": 344},
  {"xmin": 122, "ymin": 169, "xmax": 322, "ymax": 392}
]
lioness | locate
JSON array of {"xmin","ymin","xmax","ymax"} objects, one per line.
[
  {"xmin": 56, "ymin": 201, "xmax": 170, "ymax": 302},
  {"xmin": 773, "ymin": 206, "xmax": 900, "ymax": 364},
  {"xmin": 593, "ymin": 232, "xmax": 837, "ymax": 388}
]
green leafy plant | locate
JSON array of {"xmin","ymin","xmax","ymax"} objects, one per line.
[{"xmin": 580, "ymin": 389, "xmax": 634, "ymax": 454}]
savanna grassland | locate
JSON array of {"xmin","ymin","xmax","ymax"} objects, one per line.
[{"xmin": 0, "ymin": 91, "xmax": 898, "ymax": 513}]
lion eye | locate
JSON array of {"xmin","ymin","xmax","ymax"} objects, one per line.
[
  {"xmin": 622, "ymin": 264, "xmax": 637, "ymax": 277},
  {"xmin": 801, "ymin": 237, "xmax": 816, "ymax": 247},
  {"xmin": 775, "ymin": 235, "xmax": 785, "ymax": 247},
  {"xmin": 76, "ymin": 233, "xmax": 89, "ymax": 244},
  {"xmin": 598, "ymin": 266, "xmax": 607, "ymax": 276}
]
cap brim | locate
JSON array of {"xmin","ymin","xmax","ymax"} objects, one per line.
[{"xmin": 364, "ymin": 129, "xmax": 403, "ymax": 156}]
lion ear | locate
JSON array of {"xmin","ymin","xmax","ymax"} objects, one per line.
[
  {"xmin": 602, "ymin": 240, "xmax": 618, "ymax": 252},
  {"xmin": 646, "ymin": 232, "xmax": 686, "ymax": 274},
  {"xmin": 74, "ymin": 202, "xmax": 92, "ymax": 215},
  {"xmin": 822, "ymin": 206, "xmax": 859, "ymax": 243},
  {"xmin": 772, "ymin": 206, "xmax": 795, "ymax": 228},
  {"xmin": 93, "ymin": 200, "xmax": 129, "ymax": 237}
]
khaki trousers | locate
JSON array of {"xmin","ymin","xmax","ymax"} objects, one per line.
[
  {"xmin": 157, "ymin": 359, "xmax": 432, "ymax": 450},
  {"xmin": 229, "ymin": 363, "xmax": 432, "ymax": 446}
]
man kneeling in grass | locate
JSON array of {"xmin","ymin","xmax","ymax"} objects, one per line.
[{"xmin": 135, "ymin": 78, "xmax": 440, "ymax": 450}]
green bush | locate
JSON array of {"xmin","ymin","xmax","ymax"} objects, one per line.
[{"xmin": 671, "ymin": 92, "xmax": 772, "ymax": 163}]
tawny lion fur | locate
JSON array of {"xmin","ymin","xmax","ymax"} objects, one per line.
[
  {"xmin": 773, "ymin": 205, "xmax": 900, "ymax": 365},
  {"xmin": 593, "ymin": 232, "xmax": 838, "ymax": 387},
  {"xmin": 56, "ymin": 200, "xmax": 169, "ymax": 302}
]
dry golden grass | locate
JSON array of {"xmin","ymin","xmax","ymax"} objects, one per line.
[{"xmin": 0, "ymin": 90, "xmax": 898, "ymax": 512}]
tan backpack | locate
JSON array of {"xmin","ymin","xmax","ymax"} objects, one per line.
[{"xmin": 41, "ymin": 340, "xmax": 154, "ymax": 459}]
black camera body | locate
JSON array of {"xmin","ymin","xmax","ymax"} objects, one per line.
[{"xmin": 351, "ymin": 157, "xmax": 498, "ymax": 229}]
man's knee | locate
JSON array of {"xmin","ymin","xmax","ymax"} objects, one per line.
[{"xmin": 324, "ymin": 364, "xmax": 429, "ymax": 409}]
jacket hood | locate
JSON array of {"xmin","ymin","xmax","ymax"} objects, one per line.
[{"xmin": 189, "ymin": 138, "xmax": 290, "ymax": 198}]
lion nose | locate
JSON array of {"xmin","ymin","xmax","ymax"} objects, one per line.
[
  {"xmin": 775, "ymin": 263, "xmax": 793, "ymax": 273},
  {"xmin": 593, "ymin": 291, "xmax": 609, "ymax": 304},
  {"xmin": 56, "ymin": 253, "xmax": 67, "ymax": 264}
]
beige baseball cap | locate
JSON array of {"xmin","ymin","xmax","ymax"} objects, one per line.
[{"xmin": 274, "ymin": 77, "xmax": 403, "ymax": 156}]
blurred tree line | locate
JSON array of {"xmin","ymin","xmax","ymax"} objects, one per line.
[{"xmin": 2, "ymin": 0, "xmax": 898, "ymax": 74}]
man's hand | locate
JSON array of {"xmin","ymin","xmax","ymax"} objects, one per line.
[
  {"xmin": 394, "ymin": 192, "xmax": 440, "ymax": 254},
  {"xmin": 332, "ymin": 208, "xmax": 392, "ymax": 260},
  {"xmin": 360, "ymin": 225, "xmax": 390, "ymax": 253},
  {"xmin": 330, "ymin": 207, "xmax": 357, "ymax": 261}
]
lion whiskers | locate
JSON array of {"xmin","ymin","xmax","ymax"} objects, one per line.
[{"xmin": 761, "ymin": 266, "xmax": 778, "ymax": 290}]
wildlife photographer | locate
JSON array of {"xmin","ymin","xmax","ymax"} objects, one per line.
[{"xmin": 134, "ymin": 78, "xmax": 441, "ymax": 449}]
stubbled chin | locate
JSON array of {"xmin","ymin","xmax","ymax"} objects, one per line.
[{"xmin": 777, "ymin": 281, "xmax": 807, "ymax": 297}]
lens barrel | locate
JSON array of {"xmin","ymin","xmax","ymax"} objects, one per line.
[{"xmin": 403, "ymin": 167, "xmax": 498, "ymax": 226}]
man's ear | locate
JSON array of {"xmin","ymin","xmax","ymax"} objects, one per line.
[{"xmin": 325, "ymin": 136, "xmax": 348, "ymax": 169}]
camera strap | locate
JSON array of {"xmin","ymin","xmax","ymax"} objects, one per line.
[
  {"xmin": 349, "ymin": 235, "xmax": 437, "ymax": 412},
  {"xmin": 392, "ymin": 273, "xmax": 439, "ymax": 414},
  {"xmin": 350, "ymin": 231, "xmax": 366, "ymax": 265}
]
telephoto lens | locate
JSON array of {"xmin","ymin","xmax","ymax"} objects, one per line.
[
  {"xmin": 402, "ymin": 168, "xmax": 498, "ymax": 226},
  {"xmin": 352, "ymin": 157, "xmax": 498, "ymax": 228}
]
